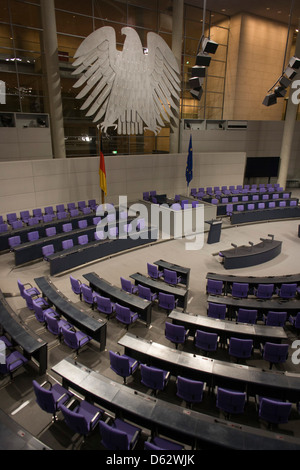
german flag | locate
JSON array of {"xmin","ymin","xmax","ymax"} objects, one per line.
[{"xmin": 99, "ymin": 134, "xmax": 107, "ymax": 196}]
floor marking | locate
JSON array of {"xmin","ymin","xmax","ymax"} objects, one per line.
[
  {"xmin": 11, "ymin": 400, "xmax": 30, "ymax": 415},
  {"xmin": 188, "ymin": 296, "xmax": 194, "ymax": 303}
]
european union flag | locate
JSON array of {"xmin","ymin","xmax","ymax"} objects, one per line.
[{"xmin": 186, "ymin": 134, "xmax": 193, "ymax": 187}]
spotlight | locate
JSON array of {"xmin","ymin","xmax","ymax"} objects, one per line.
[
  {"xmin": 196, "ymin": 52, "xmax": 211, "ymax": 67},
  {"xmin": 279, "ymin": 76, "xmax": 291, "ymax": 88},
  {"xmin": 191, "ymin": 65, "xmax": 206, "ymax": 78},
  {"xmin": 288, "ymin": 56, "xmax": 300, "ymax": 70},
  {"xmin": 284, "ymin": 66, "xmax": 298, "ymax": 80},
  {"xmin": 274, "ymin": 86, "xmax": 287, "ymax": 97},
  {"xmin": 189, "ymin": 76, "xmax": 204, "ymax": 89},
  {"xmin": 190, "ymin": 87, "xmax": 203, "ymax": 101},
  {"xmin": 262, "ymin": 93, "xmax": 277, "ymax": 106},
  {"xmin": 202, "ymin": 37, "xmax": 219, "ymax": 54}
]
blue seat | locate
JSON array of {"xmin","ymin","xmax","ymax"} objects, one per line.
[
  {"xmin": 60, "ymin": 400, "xmax": 103, "ymax": 438},
  {"xmin": 216, "ymin": 387, "xmax": 246, "ymax": 419},
  {"xmin": 95, "ymin": 295, "xmax": 115, "ymax": 318},
  {"xmin": 176, "ymin": 376, "xmax": 205, "ymax": 407},
  {"xmin": 115, "ymin": 303, "xmax": 139, "ymax": 329},
  {"xmin": 165, "ymin": 322, "xmax": 189, "ymax": 349},
  {"xmin": 109, "ymin": 350, "xmax": 139, "ymax": 384},
  {"xmin": 120, "ymin": 277, "xmax": 138, "ymax": 294},
  {"xmin": 140, "ymin": 364, "xmax": 170, "ymax": 395},
  {"xmin": 194, "ymin": 329, "xmax": 219, "ymax": 353}
]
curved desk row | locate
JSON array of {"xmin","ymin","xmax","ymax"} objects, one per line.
[
  {"xmin": 47, "ymin": 226, "xmax": 158, "ymax": 276},
  {"xmin": 118, "ymin": 333, "xmax": 300, "ymax": 403},
  {"xmin": 219, "ymin": 238, "xmax": 282, "ymax": 269},
  {"xmin": 153, "ymin": 259, "xmax": 191, "ymax": 288},
  {"xmin": 169, "ymin": 310, "xmax": 287, "ymax": 346},
  {"xmin": 130, "ymin": 272, "xmax": 188, "ymax": 310},
  {"xmin": 83, "ymin": 272, "xmax": 152, "ymax": 326},
  {"xmin": 0, "ymin": 211, "xmax": 97, "ymax": 252},
  {"xmin": 207, "ymin": 294, "xmax": 300, "ymax": 318},
  {"xmin": 34, "ymin": 276, "xmax": 107, "ymax": 351},
  {"xmin": 230, "ymin": 205, "xmax": 300, "ymax": 225},
  {"xmin": 0, "ymin": 291, "xmax": 47, "ymax": 374},
  {"xmin": 206, "ymin": 272, "xmax": 300, "ymax": 295},
  {"xmin": 52, "ymin": 357, "xmax": 300, "ymax": 450},
  {"xmin": 215, "ymin": 198, "xmax": 298, "ymax": 216}
]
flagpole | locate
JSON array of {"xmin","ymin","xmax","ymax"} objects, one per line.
[{"xmin": 98, "ymin": 125, "xmax": 105, "ymax": 205}]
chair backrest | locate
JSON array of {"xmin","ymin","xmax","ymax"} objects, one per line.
[
  {"xmin": 78, "ymin": 201, "xmax": 86, "ymax": 209},
  {"xmin": 109, "ymin": 226, "xmax": 118, "ymax": 238},
  {"xmin": 61, "ymin": 325, "xmax": 78, "ymax": 349},
  {"xmin": 109, "ymin": 351, "xmax": 131, "ymax": 377},
  {"xmin": 33, "ymin": 208, "xmax": 42, "ymax": 218},
  {"xmin": 60, "ymin": 404, "xmax": 90, "ymax": 436},
  {"xmin": 120, "ymin": 277, "xmax": 134, "ymax": 293},
  {"xmin": 62, "ymin": 223, "xmax": 73, "ymax": 232},
  {"xmin": 0, "ymin": 223, "xmax": 8, "ymax": 232},
  {"xmin": 70, "ymin": 276, "xmax": 81, "ymax": 295},
  {"xmin": 140, "ymin": 364, "xmax": 166, "ymax": 390},
  {"xmin": 7, "ymin": 213, "xmax": 17, "ymax": 223},
  {"xmin": 115, "ymin": 304, "xmax": 132, "ymax": 323},
  {"xmin": 70, "ymin": 208, "xmax": 79, "ymax": 217},
  {"xmin": 268, "ymin": 201, "xmax": 276, "ymax": 208},
  {"xmin": 99, "ymin": 421, "xmax": 129, "ymax": 450},
  {"xmin": 32, "ymin": 299, "xmax": 45, "ymax": 322},
  {"xmin": 147, "ymin": 263, "xmax": 160, "ymax": 278},
  {"xmin": 229, "ymin": 337, "xmax": 253, "ymax": 358},
  {"xmin": 216, "ymin": 387, "xmax": 246, "ymax": 414},
  {"xmin": 42, "ymin": 244, "xmax": 54, "ymax": 258},
  {"xmin": 62, "ymin": 239, "xmax": 73, "ymax": 250},
  {"xmin": 237, "ymin": 308, "xmax": 257, "ymax": 324},
  {"xmin": 143, "ymin": 192, "xmax": 150, "ymax": 201},
  {"xmin": 8, "ymin": 236, "xmax": 21, "ymax": 248},
  {"xmin": 207, "ymin": 302, "xmax": 226, "ymax": 319},
  {"xmin": 164, "ymin": 269, "xmax": 178, "ymax": 284},
  {"xmin": 44, "ymin": 206, "xmax": 54, "ymax": 215},
  {"xmin": 258, "ymin": 202, "xmax": 265, "ymax": 209},
  {"xmin": 195, "ymin": 329, "xmax": 218, "ymax": 350},
  {"xmin": 67, "ymin": 202, "xmax": 76, "ymax": 211},
  {"xmin": 278, "ymin": 283, "xmax": 297, "ymax": 299},
  {"xmin": 158, "ymin": 292, "xmax": 176, "ymax": 310},
  {"xmin": 82, "ymin": 207, "xmax": 91, "ymax": 215},
  {"xmin": 81, "ymin": 284, "xmax": 93, "ymax": 303},
  {"xmin": 45, "ymin": 226, "xmax": 56, "ymax": 237},
  {"xmin": 259, "ymin": 398, "xmax": 292, "ymax": 424},
  {"xmin": 88, "ymin": 199, "xmax": 96, "ymax": 208},
  {"xmin": 43, "ymin": 214, "xmax": 54, "ymax": 223},
  {"xmin": 137, "ymin": 284, "xmax": 152, "ymax": 301},
  {"xmin": 265, "ymin": 311, "xmax": 287, "ymax": 326},
  {"xmin": 206, "ymin": 279, "xmax": 223, "ymax": 295},
  {"xmin": 28, "ymin": 231, "xmax": 39, "ymax": 242},
  {"xmin": 12, "ymin": 220, "xmax": 23, "ymax": 229},
  {"xmin": 96, "ymin": 295, "xmax": 113, "ymax": 313},
  {"xmin": 56, "ymin": 204, "xmax": 65, "ymax": 212},
  {"xmin": 95, "ymin": 230, "xmax": 105, "ymax": 240},
  {"xmin": 256, "ymin": 283, "xmax": 274, "ymax": 299},
  {"xmin": 20, "ymin": 210, "xmax": 30, "ymax": 221},
  {"xmin": 263, "ymin": 342, "xmax": 289, "ymax": 363},
  {"xmin": 28, "ymin": 217, "xmax": 38, "ymax": 226},
  {"xmin": 247, "ymin": 204, "xmax": 255, "ymax": 210},
  {"xmin": 78, "ymin": 234, "xmax": 88, "ymax": 245},
  {"xmin": 237, "ymin": 205, "xmax": 244, "ymax": 212},
  {"xmin": 45, "ymin": 312, "xmax": 60, "ymax": 335},
  {"xmin": 176, "ymin": 376, "xmax": 204, "ymax": 403},
  {"xmin": 165, "ymin": 322, "xmax": 186, "ymax": 343},
  {"xmin": 279, "ymin": 201, "xmax": 286, "ymax": 207},
  {"xmin": 32, "ymin": 380, "xmax": 56, "ymax": 414},
  {"xmin": 78, "ymin": 219, "xmax": 88, "ymax": 229},
  {"xmin": 231, "ymin": 282, "xmax": 248, "ymax": 298}
]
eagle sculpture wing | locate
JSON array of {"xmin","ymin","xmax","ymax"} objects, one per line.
[
  {"xmin": 72, "ymin": 26, "xmax": 118, "ymax": 125},
  {"xmin": 145, "ymin": 32, "xmax": 181, "ymax": 134}
]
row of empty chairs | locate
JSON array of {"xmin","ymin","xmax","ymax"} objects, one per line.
[
  {"xmin": 1, "ymin": 200, "xmax": 97, "ymax": 232},
  {"xmin": 209, "ymin": 193, "xmax": 294, "ymax": 204},
  {"xmin": 225, "ymin": 200, "xmax": 297, "ymax": 216},
  {"xmin": 0, "ymin": 334, "xmax": 28, "ymax": 380},
  {"xmin": 18, "ymin": 279, "xmax": 92, "ymax": 357},
  {"xmin": 207, "ymin": 278, "xmax": 299, "ymax": 300},
  {"xmin": 191, "ymin": 183, "xmax": 284, "ymax": 197},
  {"xmin": 109, "ymin": 350, "xmax": 293, "ymax": 426},
  {"xmin": 164, "ymin": 321, "xmax": 288, "ymax": 369}
]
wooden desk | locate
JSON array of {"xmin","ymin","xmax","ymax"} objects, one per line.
[
  {"xmin": 34, "ymin": 276, "xmax": 107, "ymax": 350},
  {"xmin": 51, "ymin": 357, "xmax": 300, "ymax": 450},
  {"xmin": 83, "ymin": 272, "xmax": 152, "ymax": 326}
]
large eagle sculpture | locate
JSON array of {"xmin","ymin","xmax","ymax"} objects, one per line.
[{"xmin": 72, "ymin": 26, "xmax": 181, "ymax": 135}]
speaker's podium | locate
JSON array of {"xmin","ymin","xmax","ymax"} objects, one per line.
[{"xmin": 206, "ymin": 219, "xmax": 222, "ymax": 244}]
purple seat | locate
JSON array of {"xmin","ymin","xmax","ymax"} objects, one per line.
[
  {"xmin": 176, "ymin": 376, "xmax": 205, "ymax": 407},
  {"xmin": 140, "ymin": 364, "xmax": 170, "ymax": 395},
  {"xmin": 163, "ymin": 268, "xmax": 181, "ymax": 286},
  {"xmin": 147, "ymin": 262, "xmax": 163, "ymax": 279},
  {"xmin": 0, "ymin": 223, "xmax": 8, "ymax": 232},
  {"xmin": 18, "ymin": 279, "xmax": 40, "ymax": 299},
  {"xmin": 276, "ymin": 283, "xmax": 297, "ymax": 300},
  {"xmin": 231, "ymin": 282, "xmax": 248, "ymax": 298},
  {"xmin": 43, "ymin": 214, "xmax": 54, "ymax": 223},
  {"xmin": 8, "ymin": 235, "xmax": 21, "ymax": 249},
  {"xmin": 261, "ymin": 342, "xmax": 289, "ymax": 369},
  {"xmin": 60, "ymin": 400, "xmax": 103, "ymax": 437},
  {"xmin": 28, "ymin": 217, "xmax": 39, "ymax": 226},
  {"xmin": 33, "ymin": 379, "xmax": 74, "ymax": 421},
  {"xmin": 6, "ymin": 213, "xmax": 17, "ymax": 225},
  {"xmin": 206, "ymin": 279, "xmax": 223, "ymax": 295},
  {"xmin": 56, "ymin": 204, "xmax": 65, "ymax": 213},
  {"xmin": 20, "ymin": 210, "xmax": 30, "ymax": 223},
  {"xmin": 70, "ymin": 208, "xmax": 80, "ymax": 217},
  {"xmin": 27, "ymin": 231, "xmax": 39, "ymax": 242},
  {"xmin": 137, "ymin": 284, "xmax": 157, "ymax": 302},
  {"xmin": 78, "ymin": 234, "xmax": 89, "ymax": 245},
  {"xmin": 88, "ymin": 199, "xmax": 97, "ymax": 210},
  {"xmin": 44, "ymin": 206, "xmax": 54, "ymax": 216},
  {"xmin": 0, "ymin": 350, "xmax": 28, "ymax": 379},
  {"xmin": 216, "ymin": 387, "xmax": 246, "ymax": 418},
  {"xmin": 82, "ymin": 207, "xmax": 91, "ymax": 215},
  {"xmin": 78, "ymin": 201, "xmax": 86, "ymax": 210},
  {"xmin": 67, "ymin": 202, "xmax": 76, "ymax": 212},
  {"xmin": 237, "ymin": 308, "xmax": 257, "ymax": 324},
  {"xmin": 100, "ymin": 418, "xmax": 141, "ymax": 450},
  {"xmin": 45, "ymin": 226, "xmax": 56, "ymax": 237},
  {"xmin": 57, "ymin": 211, "xmax": 68, "ymax": 220},
  {"xmin": 165, "ymin": 322, "xmax": 189, "ymax": 349},
  {"xmin": 158, "ymin": 292, "xmax": 178, "ymax": 313},
  {"xmin": 62, "ymin": 239, "xmax": 73, "ymax": 250},
  {"xmin": 258, "ymin": 397, "xmax": 292, "ymax": 426},
  {"xmin": 44, "ymin": 310, "xmax": 72, "ymax": 337},
  {"xmin": 62, "ymin": 223, "xmax": 72, "ymax": 232},
  {"xmin": 115, "ymin": 303, "xmax": 139, "ymax": 328},
  {"xmin": 263, "ymin": 311, "xmax": 287, "ymax": 327},
  {"xmin": 42, "ymin": 244, "xmax": 55, "ymax": 260},
  {"xmin": 207, "ymin": 302, "xmax": 226, "ymax": 319},
  {"xmin": 81, "ymin": 284, "xmax": 96, "ymax": 308},
  {"xmin": 32, "ymin": 298, "xmax": 54, "ymax": 323},
  {"xmin": 109, "ymin": 350, "xmax": 139, "ymax": 384},
  {"xmin": 61, "ymin": 325, "xmax": 92, "ymax": 355},
  {"xmin": 254, "ymin": 283, "xmax": 274, "ymax": 299},
  {"xmin": 228, "ymin": 337, "xmax": 253, "ymax": 361},
  {"xmin": 95, "ymin": 295, "xmax": 116, "ymax": 318},
  {"xmin": 120, "ymin": 277, "xmax": 138, "ymax": 294},
  {"xmin": 12, "ymin": 220, "xmax": 23, "ymax": 229},
  {"xmin": 23, "ymin": 290, "xmax": 49, "ymax": 310},
  {"xmin": 33, "ymin": 208, "xmax": 43, "ymax": 221},
  {"xmin": 70, "ymin": 276, "xmax": 82, "ymax": 298},
  {"xmin": 194, "ymin": 329, "xmax": 218, "ymax": 353},
  {"xmin": 78, "ymin": 219, "xmax": 87, "ymax": 229}
]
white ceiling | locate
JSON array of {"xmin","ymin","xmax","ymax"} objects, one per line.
[{"xmin": 186, "ymin": 0, "xmax": 300, "ymax": 26}]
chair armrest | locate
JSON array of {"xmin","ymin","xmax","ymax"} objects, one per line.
[
  {"xmin": 130, "ymin": 360, "xmax": 139, "ymax": 371},
  {"xmin": 56, "ymin": 392, "xmax": 69, "ymax": 403},
  {"xmin": 129, "ymin": 429, "xmax": 141, "ymax": 449},
  {"xmin": 91, "ymin": 410, "xmax": 102, "ymax": 426}
]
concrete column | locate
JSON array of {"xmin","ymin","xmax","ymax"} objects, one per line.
[
  {"xmin": 278, "ymin": 21, "xmax": 300, "ymax": 188},
  {"xmin": 169, "ymin": 0, "xmax": 184, "ymax": 154},
  {"xmin": 40, "ymin": 0, "xmax": 66, "ymax": 158}
]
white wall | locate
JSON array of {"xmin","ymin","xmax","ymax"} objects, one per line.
[{"xmin": 0, "ymin": 151, "xmax": 246, "ymax": 217}]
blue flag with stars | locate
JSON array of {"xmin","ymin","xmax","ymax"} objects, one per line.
[{"xmin": 186, "ymin": 134, "xmax": 193, "ymax": 187}]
